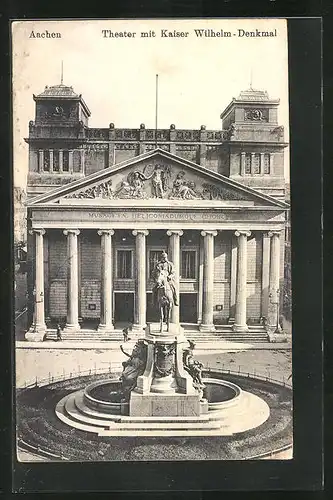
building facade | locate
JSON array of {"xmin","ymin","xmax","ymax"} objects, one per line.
[{"xmin": 24, "ymin": 82, "xmax": 289, "ymax": 341}]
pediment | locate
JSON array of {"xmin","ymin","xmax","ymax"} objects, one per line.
[{"xmin": 28, "ymin": 149, "xmax": 287, "ymax": 208}]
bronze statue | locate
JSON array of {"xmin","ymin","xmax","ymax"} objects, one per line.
[
  {"xmin": 183, "ymin": 340, "xmax": 205, "ymax": 390},
  {"xmin": 151, "ymin": 251, "xmax": 178, "ymax": 332},
  {"xmin": 120, "ymin": 340, "xmax": 147, "ymax": 399},
  {"xmin": 152, "ymin": 251, "xmax": 178, "ymax": 306}
]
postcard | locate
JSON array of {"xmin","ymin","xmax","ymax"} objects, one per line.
[{"xmin": 12, "ymin": 18, "xmax": 292, "ymax": 463}]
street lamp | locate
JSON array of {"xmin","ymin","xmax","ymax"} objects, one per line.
[{"xmin": 269, "ymin": 289, "xmax": 282, "ymax": 333}]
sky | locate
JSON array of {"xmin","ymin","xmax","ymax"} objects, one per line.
[{"xmin": 12, "ymin": 19, "xmax": 289, "ymax": 188}]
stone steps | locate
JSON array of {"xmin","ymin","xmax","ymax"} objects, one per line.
[
  {"xmin": 55, "ymin": 385, "xmax": 270, "ymax": 438},
  {"xmin": 45, "ymin": 330, "xmax": 268, "ymax": 343},
  {"xmin": 188, "ymin": 333, "xmax": 268, "ymax": 343},
  {"xmin": 62, "ymin": 392, "xmax": 220, "ymax": 432},
  {"xmin": 74, "ymin": 393, "xmax": 210, "ymax": 423},
  {"xmin": 219, "ymin": 336, "xmax": 268, "ymax": 343},
  {"xmin": 45, "ymin": 332, "xmax": 125, "ymax": 341}
]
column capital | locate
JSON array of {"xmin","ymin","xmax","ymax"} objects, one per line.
[
  {"xmin": 98, "ymin": 229, "xmax": 115, "ymax": 236},
  {"xmin": 29, "ymin": 228, "xmax": 45, "ymax": 236},
  {"xmin": 167, "ymin": 230, "xmax": 184, "ymax": 237},
  {"xmin": 267, "ymin": 230, "xmax": 281, "ymax": 238},
  {"xmin": 201, "ymin": 230, "xmax": 218, "ymax": 237},
  {"xmin": 63, "ymin": 229, "xmax": 80, "ymax": 236},
  {"xmin": 132, "ymin": 229, "xmax": 149, "ymax": 237},
  {"xmin": 235, "ymin": 230, "xmax": 251, "ymax": 238}
]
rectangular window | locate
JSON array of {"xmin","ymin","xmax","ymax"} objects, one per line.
[
  {"xmin": 181, "ymin": 250, "xmax": 196, "ymax": 279},
  {"xmin": 43, "ymin": 150, "xmax": 50, "ymax": 171},
  {"xmin": 245, "ymin": 154, "xmax": 251, "ymax": 174},
  {"xmin": 73, "ymin": 150, "xmax": 81, "ymax": 173},
  {"xmin": 252, "ymin": 153, "xmax": 260, "ymax": 174},
  {"xmin": 264, "ymin": 154, "xmax": 271, "ymax": 174},
  {"xmin": 63, "ymin": 151, "xmax": 69, "ymax": 172},
  {"xmin": 53, "ymin": 151, "xmax": 60, "ymax": 172},
  {"xmin": 116, "ymin": 250, "xmax": 132, "ymax": 279},
  {"xmin": 149, "ymin": 250, "xmax": 163, "ymax": 279}
]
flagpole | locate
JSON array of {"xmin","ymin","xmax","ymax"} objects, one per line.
[
  {"xmin": 61, "ymin": 60, "xmax": 64, "ymax": 85},
  {"xmin": 155, "ymin": 74, "xmax": 158, "ymax": 148}
]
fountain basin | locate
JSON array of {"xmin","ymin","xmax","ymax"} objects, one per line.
[
  {"xmin": 203, "ymin": 378, "xmax": 242, "ymax": 410},
  {"xmin": 82, "ymin": 377, "xmax": 242, "ymax": 416},
  {"xmin": 83, "ymin": 380, "xmax": 128, "ymax": 415},
  {"xmin": 56, "ymin": 373, "xmax": 270, "ymax": 437}
]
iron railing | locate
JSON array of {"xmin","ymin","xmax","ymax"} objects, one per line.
[{"xmin": 18, "ymin": 362, "xmax": 292, "ymax": 390}]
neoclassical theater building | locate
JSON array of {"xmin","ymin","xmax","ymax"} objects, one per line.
[{"xmin": 24, "ymin": 82, "xmax": 289, "ymax": 341}]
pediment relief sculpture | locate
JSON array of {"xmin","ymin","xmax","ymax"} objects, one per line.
[{"xmin": 65, "ymin": 164, "xmax": 252, "ymax": 202}]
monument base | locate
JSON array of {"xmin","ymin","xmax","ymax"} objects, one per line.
[
  {"xmin": 130, "ymin": 390, "xmax": 202, "ymax": 417},
  {"xmin": 25, "ymin": 329, "xmax": 46, "ymax": 342},
  {"xmin": 145, "ymin": 321, "xmax": 185, "ymax": 341},
  {"xmin": 268, "ymin": 332, "xmax": 288, "ymax": 343},
  {"xmin": 97, "ymin": 323, "xmax": 114, "ymax": 333},
  {"xmin": 232, "ymin": 323, "xmax": 249, "ymax": 333}
]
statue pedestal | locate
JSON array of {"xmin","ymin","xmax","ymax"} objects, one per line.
[
  {"xmin": 144, "ymin": 321, "xmax": 185, "ymax": 341},
  {"xmin": 129, "ymin": 322, "xmax": 203, "ymax": 417},
  {"xmin": 130, "ymin": 391, "xmax": 202, "ymax": 417}
]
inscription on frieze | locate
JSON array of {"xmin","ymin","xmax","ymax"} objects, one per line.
[
  {"xmin": 86, "ymin": 211, "xmax": 227, "ymax": 221},
  {"xmin": 32, "ymin": 208, "xmax": 284, "ymax": 224}
]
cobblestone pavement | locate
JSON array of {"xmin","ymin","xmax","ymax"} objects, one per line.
[{"xmin": 15, "ymin": 346, "xmax": 292, "ymax": 388}]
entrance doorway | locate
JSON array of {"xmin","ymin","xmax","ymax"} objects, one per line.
[
  {"xmin": 180, "ymin": 293, "xmax": 198, "ymax": 323},
  {"xmin": 114, "ymin": 293, "xmax": 134, "ymax": 324}
]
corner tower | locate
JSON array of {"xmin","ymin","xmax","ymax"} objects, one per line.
[
  {"xmin": 26, "ymin": 83, "xmax": 91, "ymax": 197},
  {"xmin": 33, "ymin": 83, "xmax": 91, "ymax": 126},
  {"xmin": 220, "ymin": 87, "xmax": 288, "ymax": 200}
]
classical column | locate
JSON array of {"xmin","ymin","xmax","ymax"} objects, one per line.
[
  {"xmin": 260, "ymin": 152, "xmax": 265, "ymax": 175},
  {"xmin": 167, "ymin": 229, "xmax": 183, "ymax": 323},
  {"xmin": 199, "ymin": 230, "xmax": 217, "ymax": 332},
  {"xmin": 240, "ymin": 152, "xmax": 246, "ymax": 176},
  {"xmin": 59, "ymin": 150, "xmax": 63, "ymax": 173},
  {"xmin": 68, "ymin": 150, "xmax": 74, "ymax": 174},
  {"xmin": 63, "ymin": 229, "xmax": 80, "ymax": 331},
  {"xmin": 49, "ymin": 149, "xmax": 54, "ymax": 172},
  {"xmin": 267, "ymin": 230, "xmax": 282, "ymax": 331},
  {"xmin": 38, "ymin": 150, "xmax": 44, "ymax": 173},
  {"xmin": 26, "ymin": 229, "xmax": 46, "ymax": 338},
  {"xmin": 233, "ymin": 230, "xmax": 251, "ymax": 332},
  {"xmin": 132, "ymin": 229, "xmax": 149, "ymax": 331},
  {"xmin": 80, "ymin": 149, "xmax": 85, "ymax": 174},
  {"xmin": 98, "ymin": 230, "xmax": 114, "ymax": 332},
  {"xmin": 197, "ymin": 237, "xmax": 204, "ymax": 323},
  {"xmin": 269, "ymin": 153, "xmax": 273, "ymax": 174},
  {"xmin": 261, "ymin": 232, "xmax": 271, "ymax": 319},
  {"xmin": 229, "ymin": 233, "xmax": 238, "ymax": 323}
]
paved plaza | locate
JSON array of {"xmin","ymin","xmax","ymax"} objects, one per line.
[{"xmin": 16, "ymin": 342, "xmax": 292, "ymax": 388}]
